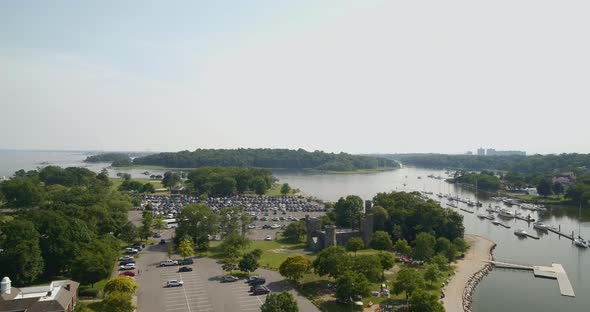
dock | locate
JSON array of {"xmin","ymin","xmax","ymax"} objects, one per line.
[
  {"xmin": 515, "ymin": 215, "xmax": 535, "ymax": 222},
  {"xmin": 547, "ymin": 226, "xmax": 574, "ymax": 241},
  {"xmin": 485, "ymin": 261, "xmax": 575, "ymax": 297}
]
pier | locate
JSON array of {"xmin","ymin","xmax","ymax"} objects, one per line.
[
  {"xmin": 547, "ymin": 225, "xmax": 575, "ymax": 241},
  {"xmin": 485, "ymin": 261, "xmax": 575, "ymax": 297}
]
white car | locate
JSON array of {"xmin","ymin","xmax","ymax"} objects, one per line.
[
  {"xmin": 247, "ymin": 224, "xmax": 256, "ymax": 229},
  {"xmin": 125, "ymin": 248, "xmax": 139, "ymax": 254},
  {"xmin": 119, "ymin": 263, "xmax": 136, "ymax": 270},
  {"xmin": 265, "ymin": 235, "xmax": 272, "ymax": 241},
  {"xmin": 270, "ymin": 224, "xmax": 280, "ymax": 229},
  {"xmin": 166, "ymin": 280, "xmax": 184, "ymax": 287},
  {"xmin": 119, "ymin": 255, "xmax": 134, "ymax": 261},
  {"xmin": 160, "ymin": 260, "xmax": 179, "ymax": 267}
]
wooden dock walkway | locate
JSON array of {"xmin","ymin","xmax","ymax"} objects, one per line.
[
  {"xmin": 547, "ymin": 226, "xmax": 575, "ymax": 241},
  {"xmin": 485, "ymin": 261, "xmax": 575, "ymax": 297}
]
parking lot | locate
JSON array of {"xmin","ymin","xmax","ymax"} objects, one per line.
[
  {"xmin": 159, "ymin": 266, "xmax": 214, "ymax": 312},
  {"xmin": 248, "ymin": 211, "xmax": 325, "ymax": 241}
]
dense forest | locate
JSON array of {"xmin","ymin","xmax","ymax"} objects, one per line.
[
  {"xmin": 0, "ymin": 166, "xmax": 132, "ymax": 287},
  {"xmin": 380, "ymin": 153, "xmax": 590, "ymax": 174},
  {"xmin": 129, "ymin": 148, "xmax": 398, "ymax": 171},
  {"xmin": 185, "ymin": 167, "xmax": 274, "ymax": 196}
]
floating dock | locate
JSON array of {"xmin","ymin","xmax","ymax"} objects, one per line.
[
  {"xmin": 485, "ymin": 261, "xmax": 575, "ymax": 297},
  {"xmin": 547, "ymin": 226, "xmax": 574, "ymax": 241}
]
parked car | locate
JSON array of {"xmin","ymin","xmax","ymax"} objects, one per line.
[
  {"xmin": 153, "ymin": 233, "xmax": 162, "ymax": 238},
  {"xmin": 270, "ymin": 224, "xmax": 280, "ymax": 229},
  {"xmin": 252, "ymin": 286, "xmax": 270, "ymax": 295},
  {"xmin": 221, "ymin": 276, "xmax": 239, "ymax": 283},
  {"xmin": 178, "ymin": 267, "xmax": 193, "ymax": 273},
  {"xmin": 119, "ymin": 271, "xmax": 136, "ymax": 277},
  {"xmin": 245, "ymin": 276, "xmax": 260, "ymax": 284},
  {"xmin": 119, "ymin": 255, "xmax": 134, "ymax": 261},
  {"xmin": 248, "ymin": 277, "xmax": 266, "ymax": 286},
  {"xmin": 119, "ymin": 263, "xmax": 136, "ymax": 270},
  {"xmin": 179, "ymin": 258, "xmax": 194, "ymax": 265},
  {"xmin": 159, "ymin": 239, "xmax": 166, "ymax": 245},
  {"xmin": 125, "ymin": 247, "xmax": 139, "ymax": 254},
  {"xmin": 265, "ymin": 235, "xmax": 273, "ymax": 241},
  {"xmin": 166, "ymin": 280, "xmax": 184, "ymax": 287},
  {"xmin": 247, "ymin": 224, "xmax": 256, "ymax": 229},
  {"xmin": 119, "ymin": 259, "xmax": 135, "ymax": 266},
  {"xmin": 159, "ymin": 260, "xmax": 178, "ymax": 267},
  {"xmin": 262, "ymin": 224, "xmax": 271, "ymax": 229}
]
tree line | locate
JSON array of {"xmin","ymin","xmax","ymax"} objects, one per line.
[
  {"xmin": 185, "ymin": 167, "xmax": 274, "ymax": 196},
  {"xmin": 0, "ymin": 166, "xmax": 133, "ymax": 287},
  {"xmin": 383, "ymin": 153, "xmax": 590, "ymax": 174},
  {"xmin": 127, "ymin": 148, "xmax": 398, "ymax": 171},
  {"xmin": 84, "ymin": 153, "xmax": 132, "ymax": 164}
]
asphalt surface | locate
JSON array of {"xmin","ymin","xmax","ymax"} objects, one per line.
[{"xmin": 132, "ymin": 227, "xmax": 320, "ymax": 312}]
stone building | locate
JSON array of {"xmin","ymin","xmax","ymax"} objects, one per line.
[{"xmin": 306, "ymin": 212, "xmax": 375, "ymax": 251}]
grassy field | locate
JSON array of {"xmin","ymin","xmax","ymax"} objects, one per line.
[{"xmin": 109, "ymin": 177, "xmax": 165, "ymax": 191}]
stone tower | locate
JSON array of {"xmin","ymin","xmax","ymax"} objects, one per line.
[
  {"xmin": 361, "ymin": 213, "xmax": 374, "ymax": 247},
  {"xmin": 324, "ymin": 225, "xmax": 337, "ymax": 248},
  {"xmin": 306, "ymin": 216, "xmax": 322, "ymax": 249}
]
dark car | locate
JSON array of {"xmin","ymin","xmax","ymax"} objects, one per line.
[
  {"xmin": 179, "ymin": 258, "xmax": 194, "ymax": 265},
  {"xmin": 178, "ymin": 267, "xmax": 193, "ymax": 273},
  {"xmin": 252, "ymin": 286, "xmax": 270, "ymax": 295},
  {"xmin": 248, "ymin": 277, "xmax": 266, "ymax": 286},
  {"xmin": 245, "ymin": 276, "xmax": 260, "ymax": 284},
  {"xmin": 159, "ymin": 239, "xmax": 166, "ymax": 245},
  {"xmin": 119, "ymin": 259, "xmax": 136, "ymax": 266}
]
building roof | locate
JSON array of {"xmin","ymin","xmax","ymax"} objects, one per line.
[{"xmin": 0, "ymin": 280, "xmax": 78, "ymax": 312}]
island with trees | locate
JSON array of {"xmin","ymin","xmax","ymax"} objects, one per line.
[{"xmin": 117, "ymin": 148, "xmax": 399, "ymax": 172}]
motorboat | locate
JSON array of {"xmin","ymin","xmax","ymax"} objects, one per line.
[
  {"xmin": 491, "ymin": 220, "xmax": 501, "ymax": 225},
  {"xmin": 477, "ymin": 213, "xmax": 488, "ymax": 219},
  {"xmin": 498, "ymin": 208, "xmax": 515, "ymax": 219},
  {"xmin": 514, "ymin": 228, "xmax": 528, "ymax": 237},
  {"xmin": 533, "ymin": 221, "xmax": 550, "ymax": 231},
  {"xmin": 520, "ymin": 203, "xmax": 535, "ymax": 210},
  {"xmin": 574, "ymin": 237, "xmax": 589, "ymax": 248}
]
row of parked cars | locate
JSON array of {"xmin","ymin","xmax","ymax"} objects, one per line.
[{"xmin": 221, "ymin": 275, "xmax": 271, "ymax": 295}]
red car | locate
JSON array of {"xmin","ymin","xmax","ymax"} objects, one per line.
[{"xmin": 119, "ymin": 271, "xmax": 136, "ymax": 277}]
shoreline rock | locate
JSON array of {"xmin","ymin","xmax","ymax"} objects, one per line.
[{"xmin": 462, "ymin": 242, "xmax": 497, "ymax": 312}]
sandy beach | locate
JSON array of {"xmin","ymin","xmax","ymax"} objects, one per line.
[{"xmin": 442, "ymin": 234, "xmax": 495, "ymax": 312}]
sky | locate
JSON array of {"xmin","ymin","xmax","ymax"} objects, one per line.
[{"xmin": 1, "ymin": 0, "xmax": 589, "ymax": 155}]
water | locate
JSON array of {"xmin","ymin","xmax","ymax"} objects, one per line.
[{"xmin": 0, "ymin": 151, "xmax": 588, "ymax": 311}]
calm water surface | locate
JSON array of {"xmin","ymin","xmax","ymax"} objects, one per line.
[{"xmin": 1, "ymin": 151, "xmax": 588, "ymax": 311}]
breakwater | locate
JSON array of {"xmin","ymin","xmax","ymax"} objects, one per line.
[{"xmin": 463, "ymin": 243, "xmax": 497, "ymax": 312}]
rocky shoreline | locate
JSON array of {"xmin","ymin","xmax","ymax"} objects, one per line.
[{"xmin": 462, "ymin": 242, "xmax": 497, "ymax": 312}]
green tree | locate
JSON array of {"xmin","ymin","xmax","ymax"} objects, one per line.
[
  {"xmin": 431, "ymin": 254, "xmax": 450, "ymax": 271},
  {"xmin": 252, "ymin": 177, "xmax": 268, "ymax": 195},
  {"xmin": 312, "ymin": 246, "xmax": 352, "ymax": 279},
  {"xmin": 409, "ymin": 289, "xmax": 444, "ymax": 312},
  {"xmin": 445, "ymin": 244, "xmax": 457, "ymax": 262},
  {"xmin": 260, "ymin": 291, "xmax": 298, "ymax": 312},
  {"xmin": 352, "ymin": 254, "xmax": 383, "ymax": 282},
  {"xmin": 370, "ymin": 205, "xmax": 389, "ymax": 231},
  {"xmin": 221, "ymin": 257, "xmax": 239, "ymax": 274},
  {"xmin": 142, "ymin": 183, "xmax": 155, "ymax": 193},
  {"xmin": 393, "ymin": 239, "xmax": 413, "ymax": 257},
  {"xmin": 452, "ymin": 237, "xmax": 468, "ymax": 253},
  {"xmin": 346, "ymin": 237, "xmax": 365, "ymax": 255},
  {"xmin": 220, "ymin": 232, "xmax": 250, "ymax": 259},
  {"xmin": 423, "ymin": 264, "xmax": 442, "ymax": 285},
  {"xmin": 162, "ymin": 171, "xmax": 181, "ymax": 189},
  {"xmin": 0, "ymin": 220, "xmax": 44, "ymax": 285},
  {"xmin": 0, "ymin": 177, "xmax": 43, "ymax": 207},
  {"xmin": 333, "ymin": 195, "xmax": 364, "ymax": 229},
  {"xmin": 279, "ymin": 255, "xmax": 312, "ymax": 282},
  {"xmin": 552, "ymin": 182, "xmax": 564, "ymax": 195},
  {"xmin": 104, "ymin": 276, "xmax": 139, "ymax": 295},
  {"xmin": 280, "ymin": 183, "xmax": 291, "ymax": 195},
  {"xmin": 282, "ymin": 220, "xmax": 307, "ymax": 243},
  {"xmin": 219, "ymin": 206, "xmax": 252, "ymax": 237},
  {"xmin": 370, "ymin": 231, "xmax": 393, "ymax": 251},
  {"xmin": 152, "ymin": 215, "xmax": 166, "ymax": 234},
  {"xmin": 71, "ymin": 240, "xmax": 115, "ymax": 287},
  {"xmin": 414, "ymin": 232, "xmax": 436, "ymax": 260},
  {"xmin": 377, "ymin": 252, "xmax": 395, "ymax": 279},
  {"xmin": 434, "ymin": 237, "xmax": 451, "ymax": 254},
  {"xmin": 140, "ymin": 212, "xmax": 153, "ymax": 240},
  {"xmin": 393, "ymin": 268, "xmax": 425, "ymax": 301},
  {"xmin": 239, "ymin": 253, "xmax": 259, "ymax": 274},
  {"xmin": 176, "ymin": 204, "xmax": 219, "ymax": 248},
  {"xmin": 101, "ymin": 291, "xmax": 135, "ymax": 312},
  {"xmin": 118, "ymin": 221, "xmax": 138, "ymax": 243},
  {"xmin": 537, "ymin": 178, "xmax": 553, "ymax": 197},
  {"xmin": 178, "ymin": 237, "xmax": 195, "ymax": 259},
  {"xmin": 335, "ymin": 271, "xmax": 371, "ymax": 304}
]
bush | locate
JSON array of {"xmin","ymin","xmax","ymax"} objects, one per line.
[{"xmin": 79, "ymin": 288, "xmax": 100, "ymax": 298}]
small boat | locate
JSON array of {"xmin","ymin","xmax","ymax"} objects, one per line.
[
  {"xmin": 460, "ymin": 207, "xmax": 475, "ymax": 214},
  {"xmin": 446, "ymin": 202, "xmax": 458, "ymax": 208},
  {"xmin": 533, "ymin": 221, "xmax": 550, "ymax": 231},
  {"xmin": 477, "ymin": 213, "xmax": 488, "ymax": 219},
  {"xmin": 417, "ymin": 176, "xmax": 422, "ymax": 179},
  {"xmin": 514, "ymin": 228, "xmax": 528, "ymax": 237},
  {"xmin": 486, "ymin": 206, "xmax": 496, "ymax": 213},
  {"xmin": 498, "ymin": 208, "xmax": 515, "ymax": 219},
  {"xmin": 574, "ymin": 238, "xmax": 589, "ymax": 248},
  {"xmin": 485, "ymin": 214, "xmax": 495, "ymax": 220},
  {"xmin": 491, "ymin": 220, "xmax": 501, "ymax": 226},
  {"xmin": 520, "ymin": 203, "xmax": 535, "ymax": 210}
]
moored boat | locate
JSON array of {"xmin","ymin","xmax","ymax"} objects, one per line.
[
  {"xmin": 533, "ymin": 221, "xmax": 550, "ymax": 231},
  {"xmin": 498, "ymin": 208, "xmax": 515, "ymax": 219},
  {"xmin": 574, "ymin": 238, "xmax": 589, "ymax": 248},
  {"xmin": 514, "ymin": 228, "xmax": 528, "ymax": 237}
]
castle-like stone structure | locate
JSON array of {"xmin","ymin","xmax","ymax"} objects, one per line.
[{"xmin": 306, "ymin": 201, "xmax": 374, "ymax": 251}]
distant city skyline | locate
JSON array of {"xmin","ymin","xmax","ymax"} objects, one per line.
[{"xmin": 2, "ymin": 1, "xmax": 590, "ymax": 155}]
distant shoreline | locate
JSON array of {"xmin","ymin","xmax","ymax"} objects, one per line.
[{"xmin": 109, "ymin": 165, "xmax": 399, "ymax": 174}]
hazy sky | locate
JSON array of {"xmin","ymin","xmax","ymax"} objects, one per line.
[{"xmin": 1, "ymin": 0, "xmax": 589, "ymax": 154}]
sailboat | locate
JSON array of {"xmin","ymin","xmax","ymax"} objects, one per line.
[{"xmin": 574, "ymin": 203, "xmax": 588, "ymax": 248}]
